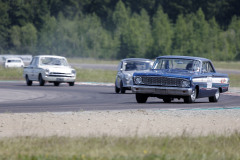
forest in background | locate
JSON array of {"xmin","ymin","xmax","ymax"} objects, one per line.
[{"xmin": 0, "ymin": 0, "xmax": 240, "ymax": 60}]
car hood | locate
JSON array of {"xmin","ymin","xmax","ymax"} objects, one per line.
[
  {"xmin": 41, "ymin": 66, "xmax": 73, "ymax": 73},
  {"xmin": 133, "ymin": 69, "xmax": 199, "ymax": 79},
  {"xmin": 123, "ymin": 70, "xmax": 150, "ymax": 76}
]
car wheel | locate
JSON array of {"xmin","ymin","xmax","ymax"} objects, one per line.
[
  {"xmin": 163, "ymin": 98, "xmax": 172, "ymax": 103},
  {"xmin": 136, "ymin": 93, "xmax": 148, "ymax": 103},
  {"xmin": 184, "ymin": 88, "xmax": 197, "ymax": 103},
  {"xmin": 115, "ymin": 85, "xmax": 120, "ymax": 93},
  {"xmin": 39, "ymin": 74, "xmax": 45, "ymax": 86},
  {"xmin": 25, "ymin": 75, "xmax": 32, "ymax": 86},
  {"xmin": 209, "ymin": 88, "xmax": 220, "ymax": 102},
  {"xmin": 54, "ymin": 82, "xmax": 60, "ymax": 86},
  {"xmin": 69, "ymin": 82, "xmax": 75, "ymax": 86},
  {"xmin": 120, "ymin": 80, "xmax": 126, "ymax": 94}
]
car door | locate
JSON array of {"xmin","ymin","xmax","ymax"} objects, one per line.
[
  {"xmin": 198, "ymin": 61, "xmax": 216, "ymax": 97},
  {"xmin": 26, "ymin": 58, "xmax": 35, "ymax": 80},
  {"xmin": 31, "ymin": 57, "xmax": 40, "ymax": 80},
  {"xmin": 116, "ymin": 61, "xmax": 123, "ymax": 88}
]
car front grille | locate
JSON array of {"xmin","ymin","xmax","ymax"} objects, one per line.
[
  {"xmin": 141, "ymin": 76, "xmax": 183, "ymax": 87},
  {"xmin": 48, "ymin": 72, "xmax": 73, "ymax": 77}
]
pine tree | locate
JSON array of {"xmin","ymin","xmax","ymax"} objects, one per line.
[
  {"xmin": 173, "ymin": 14, "xmax": 188, "ymax": 55},
  {"xmin": 151, "ymin": 6, "xmax": 173, "ymax": 58},
  {"xmin": 227, "ymin": 16, "xmax": 240, "ymax": 60},
  {"xmin": 38, "ymin": 16, "xmax": 58, "ymax": 55},
  {"xmin": 0, "ymin": 0, "xmax": 10, "ymax": 53},
  {"xmin": 112, "ymin": 0, "xmax": 130, "ymax": 59}
]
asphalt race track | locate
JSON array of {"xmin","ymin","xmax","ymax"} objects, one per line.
[{"xmin": 0, "ymin": 81, "xmax": 239, "ymax": 113}]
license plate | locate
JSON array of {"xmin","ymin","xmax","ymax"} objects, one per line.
[{"xmin": 56, "ymin": 78, "xmax": 64, "ymax": 81}]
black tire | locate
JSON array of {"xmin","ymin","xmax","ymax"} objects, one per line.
[
  {"xmin": 39, "ymin": 74, "xmax": 45, "ymax": 86},
  {"xmin": 25, "ymin": 75, "xmax": 32, "ymax": 86},
  {"xmin": 163, "ymin": 98, "xmax": 172, "ymax": 103},
  {"xmin": 54, "ymin": 82, "xmax": 60, "ymax": 86},
  {"xmin": 115, "ymin": 85, "xmax": 120, "ymax": 93},
  {"xmin": 184, "ymin": 88, "xmax": 197, "ymax": 103},
  {"xmin": 69, "ymin": 82, "xmax": 75, "ymax": 86},
  {"xmin": 120, "ymin": 80, "xmax": 126, "ymax": 94},
  {"xmin": 136, "ymin": 93, "xmax": 148, "ymax": 103},
  {"xmin": 209, "ymin": 88, "xmax": 220, "ymax": 102}
]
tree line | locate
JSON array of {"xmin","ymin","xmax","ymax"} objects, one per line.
[{"xmin": 0, "ymin": 0, "xmax": 240, "ymax": 60}]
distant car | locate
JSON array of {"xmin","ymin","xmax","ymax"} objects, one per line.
[
  {"xmin": 115, "ymin": 58, "xmax": 153, "ymax": 93},
  {"xmin": 23, "ymin": 55, "xmax": 76, "ymax": 86},
  {"xmin": 132, "ymin": 56, "xmax": 229, "ymax": 103},
  {"xmin": 5, "ymin": 58, "xmax": 24, "ymax": 68}
]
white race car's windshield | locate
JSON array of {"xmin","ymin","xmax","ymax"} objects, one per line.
[
  {"xmin": 125, "ymin": 61, "xmax": 151, "ymax": 71},
  {"xmin": 153, "ymin": 58, "xmax": 200, "ymax": 72},
  {"xmin": 7, "ymin": 60, "xmax": 21, "ymax": 63},
  {"xmin": 40, "ymin": 57, "xmax": 69, "ymax": 66}
]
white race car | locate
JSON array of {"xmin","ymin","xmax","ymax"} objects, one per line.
[
  {"xmin": 5, "ymin": 58, "xmax": 24, "ymax": 68},
  {"xmin": 23, "ymin": 55, "xmax": 76, "ymax": 86}
]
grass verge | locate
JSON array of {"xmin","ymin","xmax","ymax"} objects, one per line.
[
  {"xmin": 0, "ymin": 67, "xmax": 116, "ymax": 83},
  {"xmin": 0, "ymin": 67, "xmax": 23, "ymax": 80},
  {"xmin": 68, "ymin": 57, "xmax": 119, "ymax": 65},
  {"xmin": 0, "ymin": 134, "xmax": 240, "ymax": 160},
  {"xmin": 76, "ymin": 68, "xmax": 116, "ymax": 83},
  {"xmin": 229, "ymin": 74, "xmax": 240, "ymax": 87},
  {"xmin": 212, "ymin": 61, "xmax": 240, "ymax": 70}
]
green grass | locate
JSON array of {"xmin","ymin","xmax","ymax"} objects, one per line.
[
  {"xmin": 229, "ymin": 74, "xmax": 240, "ymax": 87},
  {"xmin": 0, "ymin": 67, "xmax": 116, "ymax": 83},
  {"xmin": 212, "ymin": 61, "xmax": 240, "ymax": 70},
  {"xmin": 0, "ymin": 67, "xmax": 24, "ymax": 81},
  {"xmin": 68, "ymin": 57, "xmax": 119, "ymax": 65},
  {"xmin": 76, "ymin": 68, "xmax": 116, "ymax": 83},
  {"xmin": 0, "ymin": 134, "xmax": 240, "ymax": 160}
]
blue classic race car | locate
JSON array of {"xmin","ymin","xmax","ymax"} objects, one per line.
[{"xmin": 132, "ymin": 56, "xmax": 229, "ymax": 103}]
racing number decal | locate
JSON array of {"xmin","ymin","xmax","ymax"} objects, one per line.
[{"xmin": 207, "ymin": 76, "xmax": 212, "ymax": 89}]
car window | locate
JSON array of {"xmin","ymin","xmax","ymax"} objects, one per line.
[
  {"xmin": 124, "ymin": 61, "xmax": 151, "ymax": 71},
  {"xmin": 117, "ymin": 62, "xmax": 123, "ymax": 71},
  {"xmin": 30, "ymin": 58, "xmax": 36, "ymax": 66},
  {"xmin": 33, "ymin": 57, "xmax": 39, "ymax": 66},
  {"xmin": 202, "ymin": 62, "xmax": 215, "ymax": 73},
  {"xmin": 7, "ymin": 59, "xmax": 21, "ymax": 63},
  {"xmin": 40, "ymin": 57, "xmax": 69, "ymax": 66},
  {"xmin": 153, "ymin": 59, "xmax": 200, "ymax": 72}
]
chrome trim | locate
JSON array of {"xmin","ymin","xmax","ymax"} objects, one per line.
[
  {"xmin": 43, "ymin": 75, "xmax": 75, "ymax": 82},
  {"xmin": 134, "ymin": 76, "xmax": 185, "ymax": 87},
  {"xmin": 132, "ymin": 85, "xmax": 192, "ymax": 96}
]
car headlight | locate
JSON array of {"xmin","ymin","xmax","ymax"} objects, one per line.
[
  {"xmin": 181, "ymin": 80, "xmax": 190, "ymax": 88},
  {"xmin": 124, "ymin": 73, "xmax": 131, "ymax": 81},
  {"xmin": 72, "ymin": 69, "xmax": 76, "ymax": 75},
  {"xmin": 134, "ymin": 76, "xmax": 143, "ymax": 85},
  {"xmin": 45, "ymin": 69, "xmax": 49, "ymax": 74}
]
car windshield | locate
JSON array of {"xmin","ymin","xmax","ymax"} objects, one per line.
[
  {"xmin": 124, "ymin": 61, "xmax": 151, "ymax": 71},
  {"xmin": 7, "ymin": 60, "xmax": 21, "ymax": 63},
  {"xmin": 153, "ymin": 58, "xmax": 201, "ymax": 72},
  {"xmin": 40, "ymin": 57, "xmax": 69, "ymax": 66}
]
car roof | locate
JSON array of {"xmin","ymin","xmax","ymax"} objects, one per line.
[
  {"xmin": 6, "ymin": 57, "xmax": 22, "ymax": 60},
  {"xmin": 156, "ymin": 55, "xmax": 210, "ymax": 61},
  {"xmin": 121, "ymin": 58, "xmax": 153, "ymax": 62},
  {"xmin": 34, "ymin": 55, "xmax": 66, "ymax": 59}
]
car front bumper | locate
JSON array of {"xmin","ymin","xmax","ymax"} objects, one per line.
[
  {"xmin": 132, "ymin": 85, "xmax": 192, "ymax": 96},
  {"xmin": 43, "ymin": 75, "xmax": 75, "ymax": 82},
  {"xmin": 123, "ymin": 79, "xmax": 133, "ymax": 87}
]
